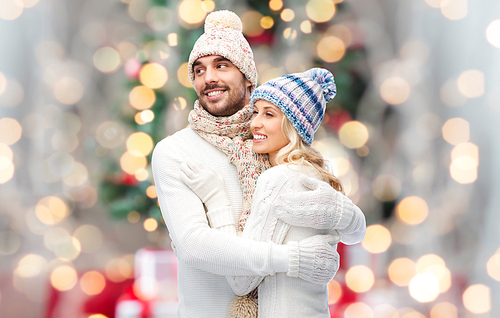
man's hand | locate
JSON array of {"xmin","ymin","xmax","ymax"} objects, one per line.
[
  {"xmin": 180, "ymin": 158, "xmax": 231, "ymax": 211},
  {"xmin": 274, "ymin": 174, "xmax": 353, "ymax": 230},
  {"xmin": 287, "ymin": 234, "xmax": 341, "ymax": 284}
]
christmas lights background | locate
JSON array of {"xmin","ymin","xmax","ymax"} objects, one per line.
[{"xmin": 0, "ymin": 0, "xmax": 499, "ymax": 317}]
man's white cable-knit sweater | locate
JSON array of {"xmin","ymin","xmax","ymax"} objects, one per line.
[
  {"xmin": 212, "ymin": 164, "xmax": 366, "ymax": 318},
  {"xmin": 151, "ymin": 128, "xmax": 291, "ymax": 318}
]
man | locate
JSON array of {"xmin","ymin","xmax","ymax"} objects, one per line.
[{"xmin": 151, "ymin": 10, "xmax": 340, "ymax": 317}]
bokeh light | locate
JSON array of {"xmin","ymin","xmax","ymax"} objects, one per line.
[
  {"xmin": 120, "ymin": 151, "xmax": 147, "ymax": 175},
  {"xmin": 260, "ymin": 16, "xmax": 274, "ymax": 29},
  {"xmin": 178, "ymin": 0, "xmax": 206, "ymax": 25},
  {"xmin": 51, "ymin": 265, "xmax": 78, "ymax": 291},
  {"xmin": 144, "ymin": 218, "xmax": 158, "ymax": 232},
  {"xmin": 442, "ymin": 117, "xmax": 470, "ymax": 145},
  {"xmin": 300, "ymin": 20, "xmax": 312, "ymax": 34},
  {"xmin": 344, "ymin": 302, "xmax": 373, "ymax": 318},
  {"xmin": 128, "ymin": 211, "xmax": 141, "ymax": 223},
  {"xmin": 93, "ymin": 47, "xmax": 121, "ymax": 73},
  {"xmin": 416, "ymin": 254, "xmax": 446, "ymax": 273},
  {"xmin": 129, "ymin": 85, "xmax": 156, "ymax": 110},
  {"xmin": 306, "ymin": 0, "xmax": 336, "ymax": 23},
  {"xmin": 362, "ymin": 224, "xmax": 392, "ymax": 254},
  {"xmin": 317, "ymin": 36, "xmax": 345, "ymax": 63},
  {"xmin": 242, "ymin": 11, "xmax": 264, "ymax": 37},
  {"xmin": 139, "ymin": 63, "xmax": 168, "ymax": 89},
  {"xmin": 177, "ymin": 62, "xmax": 191, "ymax": 88},
  {"xmin": 463, "ymin": 284, "xmax": 491, "ymax": 314},
  {"xmin": 388, "ymin": 257, "xmax": 417, "ymax": 287},
  {"xmin": 0, "ymin": 72, "xmax": 6, "ymax": 95},
  {"xmin": 345, "ymin": 265, "xmax": 375, "ymax": 293},
  {"xmin": 396, "ymin": 196, "xmax": 429, "ymax": 225},
  {"xmin": 96, "ymin": 121, "xmax": 126, "ymax": 149},
  {"xmin": 269, "ymin": 0, "xmax": 283, "ymax": 11},
  {"xmin": 328, "ymin": 280, "xmax": 342, "ymax": 304},
  {"xmin": 146, "ymin": 6, "xmax": 171, "ymax": 31},
  {"xmin": 35, "ymin": 196, "xmax": 69, "ymax": 225},
  {"xmin": 15, "ymin": 254, "xmax": 47, "ymax": 278},
  {"xmin": 128, "ymin": 0, "xmax": 149, "ymax": 23},
  {"xmin": 80, "ymin": 271, "xmax": 106, "ymax": 295},
  {"xmin": 126, "ymin": 132, "xmax": 154, "ymax": 157},
  {"xmin": 54, "ymin": 77, "xmax": 84, "ymax": 105},
  {"xmin": 280, "ymin": 8, "xmax": 295, "ymax": 22},
  {"xmin": 486, "ymin": 253, "xmax": 500, "ymax": 281},
  {"xmin": 106, "ymin": 258, "xmax": 134, "ymax": 282},
  {"xmin": 409, "ymin": 273, "xmax": 440, "ymax": 303},
  {"xmin": 486, "ymin": 19, "xmax": 500, "ymax": 48},
  {"xmin": 430, "ymin": 302, "xmax": 457, "ymax": 318},
  {"xmin": 146, "ymin": 185, "xmax": 157, "ymax": 198},
  {"xmin": 338, "ymin": 121, "xmax": 369, "ymax": 149},
  {"xmin": 457, "ymin": 69, "xmax": 484, "ymax": 98},
  {"xmin": 441, "ymin": 0, "xmax": 468, "ymax": 20},
  {"xmin": 135, "ymin": 109, "xmax": 155, "ymax": 124},
  {"xmin": 283, "ymin": 28, "xmax": 297, "ymax": 40},
  {"xmin": 0, "ymin": 0, "xmax": 24, "ymax": 20},
  {"xmin": 0, "ymin": 117, "xmax": 22, "ymax": 145},
  {"xmin": 380, "ymin": 77, "xmax": 411, "ymax": 105},
  {"xmin": 167, "ymin": 33, "xmax": 178, "ymax": 46}
]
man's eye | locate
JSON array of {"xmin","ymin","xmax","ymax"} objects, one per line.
[
  {"xmin": 194, "ymin": 68, "xmax": 204, "ymax": 75},
  {"xmin": 217, "ymin": 64, "xmax": 228, "ymax": 68}
]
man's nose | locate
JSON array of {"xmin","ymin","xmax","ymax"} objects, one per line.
[{"xmin": 204, "ymin": 67, "xmax": 218, "ymax": 84}]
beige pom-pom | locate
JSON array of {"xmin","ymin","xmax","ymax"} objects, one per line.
[
  {"xmin": 227, "ymin": 295, "xmax": 257, "ymax": 318},
  {"xmin": 204, "ymin": 10, "xmax": 242, "ymax": 32}
]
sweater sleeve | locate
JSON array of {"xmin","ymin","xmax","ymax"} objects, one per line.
[
  {"xmin": 224, "ymin": 168, "xmax": 292, "ymax": 295},
  {"xmin": 152, "ymin": 138, "xmax": 286, "ymax": 276}
]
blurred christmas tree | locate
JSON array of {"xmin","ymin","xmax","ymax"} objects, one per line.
[{"xmin": 99, "ymin": 0, "xmax": 368, "ymax": 223}]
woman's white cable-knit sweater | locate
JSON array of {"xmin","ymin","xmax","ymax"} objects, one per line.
[
  {"xmin": 151, "ymin": 128, "xmax": 291, "ymax": 318},
  {"xmin": 213, "ymin": 164, "xmax": 366, "ymax": 318}
]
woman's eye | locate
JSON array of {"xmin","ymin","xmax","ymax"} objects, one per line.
[{"xmin": 266, "ymin": 112, "xmax": 273, "ymax": 117}]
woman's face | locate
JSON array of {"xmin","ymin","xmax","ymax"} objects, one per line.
[{"xmin": 250, "ymin": 100, "xmax": 289, "ymax": 166}]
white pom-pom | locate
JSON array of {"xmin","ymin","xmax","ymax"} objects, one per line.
[{"xmin": 204, "ymin": 10, "xmax": 242, "ymax": 32}]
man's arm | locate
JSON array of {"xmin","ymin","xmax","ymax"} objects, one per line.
[{"xmin": 152, "ymin": 138, "xmax": 285, "ymax": 276}]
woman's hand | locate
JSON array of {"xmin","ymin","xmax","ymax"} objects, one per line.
[
  {"xmin": 180, "ymin": 158, "xmax": 231, "ymax": 211},
  {"xmin": 274, "ymin": 174, "xmax": 354, "ymax": 230}
]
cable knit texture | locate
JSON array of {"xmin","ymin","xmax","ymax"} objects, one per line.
[
  {"xmin": 229, "ymin": 165, "xmax": 365, "ymax": 318},
  {"xmin": 189, "ymin": 100, "xmax": 272, "ymax": 232}
]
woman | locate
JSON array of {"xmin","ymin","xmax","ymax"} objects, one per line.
[{"xmin": 181, "ymin": 68, "xmax": 366, "ymax": 317}]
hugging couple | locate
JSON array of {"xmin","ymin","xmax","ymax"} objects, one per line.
[{"xmin": 152, "ymin": 10, "xmax": 366, "ymax": 318}]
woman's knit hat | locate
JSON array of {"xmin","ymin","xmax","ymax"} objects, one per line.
[
  {"xmin": 188, "ymin": 10, "xmax": 258, "ymax": 91},
  {"xmin": 250, "ymin": 68, "xmax": 336, "ymax": 145}
]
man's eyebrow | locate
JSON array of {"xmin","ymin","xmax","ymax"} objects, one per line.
[
  {"xmin": 214, "ymin": 57, "xmax": 230, "ymax": 63},
  {"xmin": 192, "ymin": 60, "xmax": 202, "ymax": 68}
]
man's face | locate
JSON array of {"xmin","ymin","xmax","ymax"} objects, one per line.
[{"xmin": 193, "ymin": 55, "xmax": 252, "ymax": 117}]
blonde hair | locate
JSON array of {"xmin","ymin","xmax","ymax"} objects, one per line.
[{"xmin": 274, "ymin": 116, "xmax": 344, "ymax": 193}]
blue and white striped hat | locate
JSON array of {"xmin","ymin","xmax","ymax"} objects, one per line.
[{"xmin": 249, "ymin": 68, "xmax": 336, "ymax": 145}]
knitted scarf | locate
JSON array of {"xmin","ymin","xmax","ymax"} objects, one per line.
[{"xmin": 189, "ymin": 100, "xmax": 271, "ymax": 233}]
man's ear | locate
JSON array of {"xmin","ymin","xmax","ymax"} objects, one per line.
[{"xmin": 245, "ymin": 78, "xmax": 252, "ymax": 89}]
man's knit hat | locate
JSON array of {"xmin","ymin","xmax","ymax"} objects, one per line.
[
  {"xmin": 250, "ymin": 68, "xmax": 336, "ymax": 145},
  {"xmin": 188, "ymin": 10, "xmax": 258, "ymax": 91}
]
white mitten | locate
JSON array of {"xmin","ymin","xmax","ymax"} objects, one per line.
[
  {"xmin": 287, "ymin": 234, "xmax": 341, "ymax": 285},
  {"xmin": 180, "ymin": 158, "xmax": 231, "ymax": 211},
  {"xmin": 274, "ymin": 174, "xmax": 354, "ymax": 230}
]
